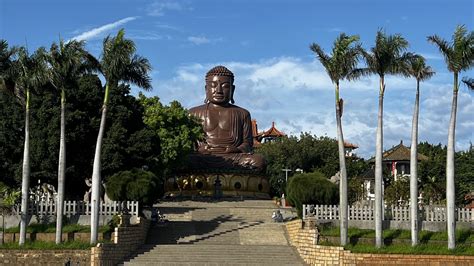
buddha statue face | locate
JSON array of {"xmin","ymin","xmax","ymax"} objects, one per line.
[{"xmin": 205, "ymin": 75, "xmax": 234, "ymax": 105}]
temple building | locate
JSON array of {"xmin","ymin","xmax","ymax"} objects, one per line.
[
  {"xmin": 251, "ymin": 120, "xmax": 286, "ymax": 146},
  {"xmin": 359, "ymin": 140, "xmax": 429, "ymax": 202}
]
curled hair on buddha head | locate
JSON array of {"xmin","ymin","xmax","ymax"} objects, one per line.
[
  {"xmin": 205, "ymin": 65, "xmax": 234, "ymax": 82},
  {"xmin": 204, "ymin": 65, "xmax": 236, "ymax": 104}
]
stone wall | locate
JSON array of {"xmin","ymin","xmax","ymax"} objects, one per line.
[
  {"xmin": 0, "ymin": 250, "xmax": 90, "ymax": 266},
  {"xmin": 1, "ymin": 232, "xmax": 111, "ymax": 243},
  {"xmin": 91, "ymin": 216, "xmax": 150, "ymax": 266},
  {"xmin": 285, "ymin": 219, "xmax": 474, "ymax": 266}
]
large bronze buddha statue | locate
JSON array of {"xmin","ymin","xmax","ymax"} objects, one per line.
[{"xmin": 188, "ymin": 66, "xmax": 266, "ymax": 172}]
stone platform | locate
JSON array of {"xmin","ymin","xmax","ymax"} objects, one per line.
[{"xmin": 164, "ymin": 172, "xmax": 270, "ymax": 199}]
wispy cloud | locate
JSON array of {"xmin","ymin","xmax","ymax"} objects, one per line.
[
  {"xmin": 71, "ymin": 17, "xmax": 138, "ymax": 41},
  {"xmin": 155, "ymin": 23, "xmax": 182, "ymax": 32},
  {"xmin": 128, "ymin": 30, "xmax": 170, "ymax": 41},
  {"xmin": 327, "ymin": 27, "xmax": 343, "ymax": 32},
  {"xmin": 147, "ymin": 1, "xmax": 184, "ymax": 17},
  {"xmin": 418, "ymin": 52, "xmax": 444, "ymax": 60},
  {"xmin": 187, "ymin": 36, "xmax": 223, "ymax": 45}
]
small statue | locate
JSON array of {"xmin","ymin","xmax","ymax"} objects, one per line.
[
  {"xmin": 84, "ymin": 178, "xmax": 92, "ymax": 202},
  {"xmin": 213, "ymin": 177, "xmax": 222, "ymax": 199},
  {"xmin": 83, "ymin": 177, "xmax": 107, "ymax": 202},
  {"xmin": 188, "ymin": 66, "xmax": 266, "ymax": 172},
  {"xmin": 272, "ymin": 210, "xmax": 283, "ymax": 222}
]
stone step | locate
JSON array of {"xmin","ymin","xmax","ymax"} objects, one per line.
[{"xmin": 124, "ymin": 201, "xmax": 305, "ymax": 265}]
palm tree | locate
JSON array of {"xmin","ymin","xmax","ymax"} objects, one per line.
[
  {"xmin": 405, "ymin": 55, "xmax": 434, "ymax": 246},
  {"xmin": 355, "ymin": 30, "xmax": 413, "ymax": 248},
  {"xmin": 310, "ymin": 33, "xmax": 362, "ymax": 246},
  {"xmin": 10, "ymin": 46, "xmax": 49, "ymax": 245},
  {"xmin": 428, "ymin": 25, "xmax": 474, "ymax": 249},
  {"xmin": 90, "ymin": 29, "xmax": 152, "ymax": 244},
  {"xmin": 48, "ymin": 39, "xmax": 98, "ymax": 244}
]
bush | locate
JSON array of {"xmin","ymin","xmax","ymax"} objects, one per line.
[
  {"xmin": 106, "ymin": 169, "xmax": 161, "ymax": 206},
  {"xmin": 287, "ymin": 171, "xmax": 338, "ymax": 217}
]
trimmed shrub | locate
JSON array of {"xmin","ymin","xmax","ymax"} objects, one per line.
[
  {"xmin": 106, "ymin": 169, "xmax": 161, "ymax": 206},
  {"xmin": 287, "ymin": 171, "xmax": 338, "ymax": 217}
]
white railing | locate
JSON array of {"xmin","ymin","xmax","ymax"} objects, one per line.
[
  {"xmin": 303, "ymin": 204, "xmax": 473, "ymax": 223},
  {"xmin": 14, "ymin": 200, "xmax": 139, "ymax": 217}
]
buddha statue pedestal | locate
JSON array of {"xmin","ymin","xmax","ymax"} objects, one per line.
[{"xmin": 164, "ymin": 171, "xmax": 270, "ymax": 199}]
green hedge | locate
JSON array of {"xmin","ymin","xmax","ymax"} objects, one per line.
[
  {"xmin": 106, "ymin": 169, "xmax": 161, "ymax": 206},
  {"xmin": 287, "ymin": 171, "xmax": 338, "ymax": 217}
]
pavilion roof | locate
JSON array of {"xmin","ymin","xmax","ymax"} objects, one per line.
[
  {"xmin": 344, "ymin": 141, "xmax": 359, "ymax": 149},
  {"xmin": 260, "ymin": 122, "xmax": 286, "ymax": 138},
  {"xmin": 369, "ymin": 140, "xmax": 429, "ymax": 162}
]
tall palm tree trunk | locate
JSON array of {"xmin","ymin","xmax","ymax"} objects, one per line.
[
  {"xmin": 375, "ymin": 77, "xmax": 384, "ymax": 248},
  {"xmin": 446, "ymin": 73, "xmax": 458, "ymax": 250},
  {"xmin": 90, "ymin": 84, "xmax": 110, "ymax": 244},
  {"xmin": 19, "ymin": 89, "xmax": 30, "ymax": 246},
  {"xmin": 55, "ymin": 89, "xmax": 66, "ymax": 244},
  {"xmin": 410, "ymin": 80, "xmax": 420, "ymax": 246},
  {"xmin": 335, "ymin": 84, "xmax": 348, "ymax": 246}
]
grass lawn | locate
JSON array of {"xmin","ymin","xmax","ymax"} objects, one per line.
[
  {"xmin": 318, "ymin": 227, "xmax": 474, "ymax": 256},
  {"xmin": 1, "ymin": 223, "xmax": 112, "ymax": 233}
]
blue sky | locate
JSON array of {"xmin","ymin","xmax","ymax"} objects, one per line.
[{"xmin": 1, "ymin": 0, "xmax": 473, "ymax": 158}]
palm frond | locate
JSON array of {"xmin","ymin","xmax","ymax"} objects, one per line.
[
  {"xmin": 100, "ymin": 29, "xmax": 152, "ymax": 91},
  {"xmin": 428, "ymin": 35, "xmax": 455, "ymax": 71},
  {"xmin": 462, "ymin": 77, "xmax": 474, "ymax": 90}
]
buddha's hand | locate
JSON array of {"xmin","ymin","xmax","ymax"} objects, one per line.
[
  {"xmin": 224, "ymin": 146, "xmax": 242, "ymax": 153},
  {"xmin": 198, "ymin": 144, "xmax": 212, "ymax": 154}
]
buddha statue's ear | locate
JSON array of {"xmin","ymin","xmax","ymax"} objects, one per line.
[
  {"xmin": 204, "ymin": 85, "xmax": 209, "ymax": 103},
  {"xmin": 230, "ymin": 84, "xmax": 235, "ymax": 104}
]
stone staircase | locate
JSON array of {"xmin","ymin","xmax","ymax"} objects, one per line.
[{"xmin": 122, "ymin": 200, "xmax": 306, "ymax": 266}]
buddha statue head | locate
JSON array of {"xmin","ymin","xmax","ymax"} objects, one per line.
[{"xmin": 204, "ymin": 65, "xmax": 235, "ymax": 105}]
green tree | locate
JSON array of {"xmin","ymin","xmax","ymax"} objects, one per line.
[
  {"xmin": 256, "ymin": 134, "xmax": 368, "ymax": 198},
  {"xmin": 139, "ymin": 93, "xmax": 203, "ymax": 176},
  {"xmin": 0, "ymin": 182, "xmax": 20, "ymax": 245},
  {"xmin": 405, "ymin": 55, "xmax": 434, "ymax": 246},
  {"xmin": 47, "ymin": 39, "xmax": 98, "ymax": 244},
  {"xmin": 106, "ymin": 169, "xmax": 160, "ymax": 206},
  {"xmin": 455, "ymin": 148, "xmax": 474, "ymax": 207},
  {"xmin": 310, "ymin": 33, "xmax": 362, "ymax": 245},
  {"xmin": 9, "ymin": 46, "xmax": 49, "ymax": 245},
  {"xmin": 384, "ymin": 177, "xmax": 410, "ymax": 206},
  {"xmin": 90, "ymin": 29, "xmax": 152, "ymax": 244},
  {"xmin": 286, "ymin": 171, "xmax": 338, "ymax": 218},
  {"xmin": 428, "ymin": 25, "xmax": 474, "ymax": 249},
  {"xmin": 356, "ymin": 30, "xmax": 413, "ymax": 248},
  {"xmin": 0, "ymin": 40, "xmax": 22, "ymax": 187}
]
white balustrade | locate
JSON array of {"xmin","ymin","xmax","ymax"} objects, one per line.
[
  {"xmin": 15, "ymin": 200, "xmax": 139, "ymax": 216},
  {"xmin": 303, "ymin": 204, "xmax": 472, "ymax": 223}
]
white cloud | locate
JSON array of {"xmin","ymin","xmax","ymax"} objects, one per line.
[
  {"xmin": 71, "ymin": 17, "xmax": 138, "ymax": 41},
  {"xmin": 145, "ymin": 57, "xmax": 473, "ymax": 159},
  {"xmin": 187, "ymin": 36, "xmax": 223, "ymax": 45},
  {"xmin": 188, "ymin": 36, "xmax": 210, "ymax": 45},
  {"xmin": 147, "ymin": 1, "xmax": 183, "ymax": 17}
]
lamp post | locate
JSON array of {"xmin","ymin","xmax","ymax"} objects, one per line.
[{"xmin": 282, "ymin": 168, "xmax": 292, "ymax": 183}]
